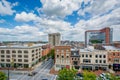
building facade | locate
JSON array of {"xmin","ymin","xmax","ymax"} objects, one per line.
[
  {"xmin": 0, "ymin": 43, "xmax": 43, "ymax": 69},
  {"xmin": 85, "ymin": 27, "xmax": 113, "ymax": 47},
  {"xmin": 71, "ymin": 49, "xmax": 80, "ymax": 69},
  {"xmin": 105, "ymin": 46, "xmax": 120, "ymax": 71},
  {"xmin": 79, "ymin": 48, "xmax": 108, "ymax": 70},
  {"xmin": 42, "ymin": 44, "xmax": 51, "ymax": 56},
  {"xmin": 54, "ymin": 46, "xmax": 71, "ymax": 71},
  {"xmin": 48, "ymin": 33, "xmax": 61, "ymax": 47}
]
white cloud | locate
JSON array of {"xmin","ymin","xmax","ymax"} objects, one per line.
[
  {"xmin": 0, "ymin": 19, "xmax": 5, "ymax": 23},
  {"xmin": 0, "ymin": 25, "xmax": 45, "ymax": 41},
  {"xmin": 39, "ymin": 0, "xmax": 82, "ymax": 18},
  {"xmin": 15, "ymin": 12, "xmax": 38, "ymax": 22},
  {"xmin": 75, "ymin": 6, "xmax": 120, "ymax": 41},
  {"xmin": 1, "ymin": 0, "xmax": 120, "ymax": 41},
  {"xmin": 0, "ymin": 0, "xmax": 16, "ymax": 15},
  {"xmin": 78, "ymin": 0, "xmax": 119, "ymax": 17}
]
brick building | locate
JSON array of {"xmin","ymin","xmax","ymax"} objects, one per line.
[
  {"xmin": 105, "ymin": 46, "xmax": 120, "ymax": 71},
  {"xmin": 42, "ymin": 44, "xmax": 51, "ymax": 56},
  {"xmin": 54, "ymin": 46, "xmax": 71, "ymax": 71}
]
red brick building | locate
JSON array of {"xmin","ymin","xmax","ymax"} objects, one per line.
[
  {"xmin": 42, "ymin": 44, "xmax": 51, "ymax": 56},
  {"xmin": 107, "ymin": 48, "xmax": 120, "ymax": 71},
  {"xmin": 54, "ymin": 46, "xmax": 71, "ymax": 71}
]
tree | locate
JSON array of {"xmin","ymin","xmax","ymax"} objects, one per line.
[
  {"xmin": 57, "ymin": 68, "xmax": 77, "ymax": 80},
  {"xmin": 0, "ymin": 71, "xmax": 7, "ymax": 80},
  {"xmin": 48, "ymin": 49, "xmax": 55, "ymax": 59},
  {"xmin": 83, "ymin": 70, "xmax": 96, "ymax": 80}
]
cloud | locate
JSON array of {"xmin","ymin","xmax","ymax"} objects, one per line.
[
  {"xmin": 39, "ymin": 0, "xmax": 82, "ymax": 18},
  {"xmin": 0, "ymin": 25, "xmax": 45, "ymax": 41},
  {"xmin": 75, "ymin": 6, "xmax": 120, "ymax": 41},
  {"xmin": 0, "ymin": 19, "xmax": 5, "ymax": 23},
  {"xmin": 0, "ymin": 0, "xmax": 17, "ymax": 15},
  {"xmin": 15, "ymin": 12, "xmax": 38, "ymax": 22},
  {"xmin": 1, "ymin": 0, "xmax": 120, "ymax": 41},
  {"xmin": 78, "ymin": 0, "xmax": 119, "ymax": 17}
]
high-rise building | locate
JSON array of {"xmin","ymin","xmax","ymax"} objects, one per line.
[
  {"xmin": 48, "ymin": 33, "xmax": 61, "ymax": 46},
  {"xmin": 85, "ymin": 27, "xmax": 113, "ymax": 47}
]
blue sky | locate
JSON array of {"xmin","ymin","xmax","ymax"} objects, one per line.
[{"xmin": 0, "ymin": 0, "xmax": 120, "ymax": 41}]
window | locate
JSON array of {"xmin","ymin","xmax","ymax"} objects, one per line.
[
  {"xmin": 95, "ymin": 55, "xmax": 98, "ymax": 58},
  {"xmin": 24, "ymin": 59, "xmax": 28, "ymax": 62},
  {"xmin": 89, "ymin": 55, "xmax": 92, "ymax": 58},
  {"xmin": 109, "ymin": 58, "xmax": 111, "ymax": 61},
  {"xmin": 99, "ymin": 60, "xmax": 102, "ymax": 63},
  {"xmin": 12, "ymin": 55, "xmax": 16, "ymax": 57},
  {"xmin": 12, "ymin": 50, "xmax": 16, "ymax": 53},
  {"xmin": 18, "ymin": 50, "xmax": 22, "ymax": 53},
  {"xmin": 66, "ymin": 56, "xmax": 69, "ymax": 58},
  {"xmin": 6, "ymin": 55, "xmax": 10, "ymax": 58},
  {"xmin": 24, "ymin": 55, "xmax": 28, "ymax": 58},
  {"xmin": 83, "ymin": 59, "xmax": 91, "ymax": 63},
  {"xmin": 6, "ymin": 59, "xmax": 10, "ymax": 62},
  {"xmin": 103, "ymin": 55, "xmax": 106, "ymax": 58},
  {"xmin": 86, "ymin": 54, "xmax": 88, "ymax": 57},
  {"xmin": 1, "ymin": 55, "xmax": 4, "ymax": 57},
  {"xmin": 24, "ymin": 50, "xmax": 28, "ymax": 53},
  {"xmin": 18, "ymin": 55, "xmax": 22, "ymax": 58},
  {"xmin": 99, "ymin": 55, "xmax": 102, "ymax": 58},
  {"xmin": 36, "ymin": 49, "xmax": 38, "ymax": 51},
  {"xmin": 1, "ymin": 59, "xmax": 4, "ymax": 62},
  {"xmin": 6, "ymin": 50, "xmax": 10, "ymax": 54},
  {"xmin": 32, "ymin": 54, "xmax": 34, "ymax": 56},
  {"xmin": 14, "ymin": 59, "xmax": 16, "ymax": 61},
  {"xmin": 18, "ymin": 59, "xmax": 22, "ymax": 62},
  {"xmin": 103, "ymin": 60, "xmax": 106, "ymax": 63},
  {"xmin": 1, "ymin": 50, "xmax": 4, "ymax": 53},
  {"xmin": 113, "ymin": 53, "xmax": 115, "ymax": 56},
  {"xmin": 96, "ymin": 60, "xmax": 98, "ymax": 63},
  {"xmin": 32, "ymin": 58, "xmax": 34, "ymax": 61},
  {"xmin": 62, "ymin": 56, "xmax": 64, "ymax": 58},
  {"xmin": 32, "ymin": 50, "xmax": 34, "ymax": 53},
  {"xmin": 72, "ymin": 58, "xmax": 73, "ymax": 60},
  {"xmin": 82, "ymin": 54, "xmax": 84, "ymax": 57},
  {"xmin": 114, "ymin": 58, "xmax": 119, "ymax": 63}
]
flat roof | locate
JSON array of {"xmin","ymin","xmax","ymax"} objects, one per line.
[
  {"xmin": 103, "ymin": 46, "xmax": 120, "ymax": 50},
  {"xmin": 0, "ymin": 43, "xmax": 47, "ymax": 49}
]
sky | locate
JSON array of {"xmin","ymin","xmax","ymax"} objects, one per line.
[{"xmin": 0, "ymin": 0, "xmax": 120, "ymax": 41}]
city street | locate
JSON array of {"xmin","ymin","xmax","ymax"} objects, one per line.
[{"xmin": 8, "ymin": 59, "xmax": 56, "ymax": 80}]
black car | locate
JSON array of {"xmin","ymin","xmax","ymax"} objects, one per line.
[{"xmin": 28, "ymin": 71, "xmax": 37, "ymax": 76}]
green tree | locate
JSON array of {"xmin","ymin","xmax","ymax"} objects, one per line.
[
  {"xmin": 105, "ymin": 73, "xmax": 119, "ymax": 80},
  {"xmin": 0, "ymin": 71, "xmax": 7, "ymax": 80},
  {"xmin": 57, "ymin": 68, "xmax": 77, "ymax": 80},
  {"xmin": 83, "ymin": 70, "xmax": 96, "ymax": 80},
  {"xmin": 49, "ymin": 49, "xmax": 55, "ymax": 59}
]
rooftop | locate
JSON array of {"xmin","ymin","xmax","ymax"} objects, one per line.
[
  {"xmin": 103, "ymin": 46, "xmax": 120, "ymax": 50},
  {"xmin": 0, "ymin": 43, "xmax": 47, "ymax": 49}
]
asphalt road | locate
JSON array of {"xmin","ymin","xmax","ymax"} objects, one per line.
[{"xmin": 8, "ymin": 58, "xmax": 56, "ymax": 80}]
